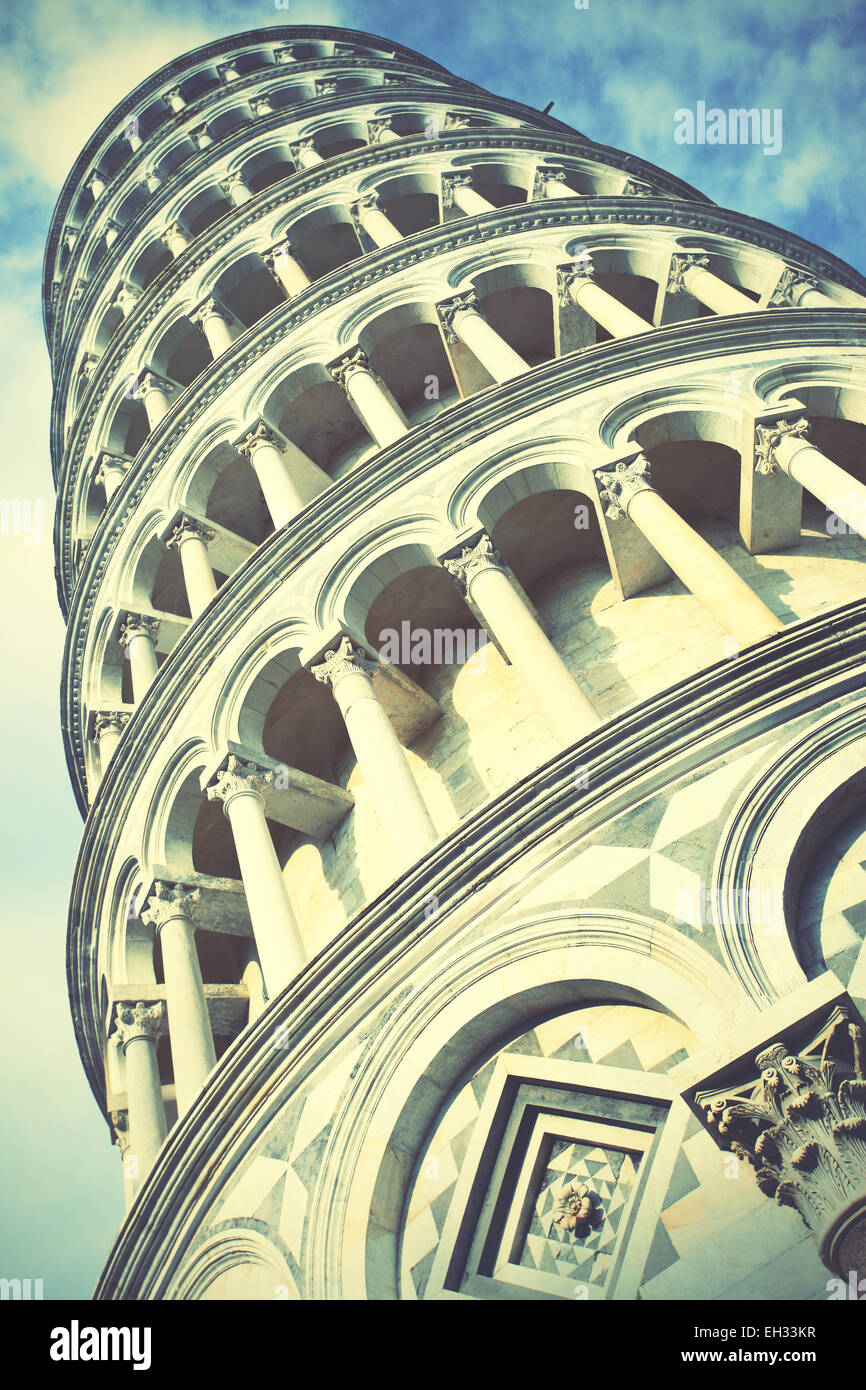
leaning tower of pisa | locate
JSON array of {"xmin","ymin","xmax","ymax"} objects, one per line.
[{"xmin": 46, "ymin": 24, "xmax": 866, "ymax": 1301}]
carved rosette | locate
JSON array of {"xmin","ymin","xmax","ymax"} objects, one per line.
[
  {"xmin": 113, "ymin": 1001, "xmax": 165, "ymax": 1049},
  {"xmin": 436, "ymin": 290, "xmax": 482, "ymax": 344},
  {"xmin": 770, "ymin": 266, "xmax": 820, "ymax": 307},
  {"xmin": 443, "ymin": 532, "xmax": 504, "ymax": 593},
  {"xmin": 206, "ymin": 755, "xmax": 274, "ymax": 812},
  {"xmin": 552, "ymin": 1182, "xmax": 603, "ymax": 1237},
  {"xmin": 595, "ymin": 455, "xmax": 654, "ymax": 520},
  {"xmin": 119, "ymin": 613, "xmax": 160, "ymax": 648},
  {"xmin": 310, "ymin": 636, "xmax": 378, "ymax": 689},
  {"xmin": 667, "ymin": 252, "xmax": 710, "ymax": 295},
  {"xmin": 754, "ymin": 417, "xmax": 811, "ymax": 476},
  {"xmin": 699, "ymin": 1005, "xmax": 866, "ymax": 1276},
  {"xmin": 441, "ymin": 171, "xmax": 475, "ymax": 209},
  {"xmin": 141, "ymin": 880, "xmax": 200, "ymax": 930}
]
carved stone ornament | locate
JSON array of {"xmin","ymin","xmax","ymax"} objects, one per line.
[
  {"xmin": 552, "ymin": 1182, "xmax": 604, "ymax": 1237},
  {"xmin": 119, "ymin": 613, "xmax": 160, "ymax": 647},
  {"xmin": 441, "ymin": 171, "xmax": 475, "ymax": 209},
  {"xmin": 113, "ymin": 1000, "xmax": 165, "ymax": 1049},
  {"xmin": 327, "ymin": 347, "xmax": 375, "ymax": 392},
  {"xmin": 165, "ymin": 516, "xmax": 215, "ymax": 550},
  {"xmin": 236, "ymin": 420, "xmax": 285, "ymax": 457},
  {"xmin": 310, "ymin": 635, "xmax": 377, "ymax": 688},
  {"xmin": 93, "ymin": 710, "xmax": 130, "ymax": 738},
  {"xmin": 697, "ymin": 1004, "xmax": 866, "ymax": 1276},
  {"xmin": 206, "ymin": 755, "xmax": 273, "ymax": 811},
  {"xmin": 557, "ymin": 259, "xmax": 596, "ymax": 307},
  {"xmin": 769, "ymin": 266, "xmax": 820, "ymax": 307},
  {"xmin": 436, "ymin": 290, "xmax": 481, "ymax": 343},
  {"xmin": 595, "ymin": 455, "xmax": 654, "ymax": 520},
  {"xmin": 443, "ymin": 532, "xmax": 504, "ymax": 593},
  {"xmin": 754, "ymin": 417, "xmax": 810, "ymax": 476},
  {"xmin": 667, "ymin": 252, "xmax": 710, "ymax": 295},
  {"xmin": 141, "ymin": 880, "xmax": 200, "ymax": 929}
]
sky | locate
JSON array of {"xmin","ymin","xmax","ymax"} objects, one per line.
[{"xmin": 0, "ymin": 0, "xmax": 864, "ymax": 1301}]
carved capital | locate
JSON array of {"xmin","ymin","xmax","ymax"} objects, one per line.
[
  {"xmin": 290, "ymin": 138, "xmax": 318, "ymax": 160},
  {"xmin": 190, "ymin": 296, "xmax": 233, "ymax": 330},
  {"xmin": 622, "ymin": 179, "xmax": 653, "ymax": 196},
  {"xmin": 206, "ymin": 755, "xmax": 273, "ymax": 812},
  {"xmin": 217, "ymin": 61, "xmax": 241, "ymax": 82},
  {"xmin": 141, "ymin": 880, "xmax": 200, "ymax": 929},
  {"xmin": 351, "ymin": 191, "xmax": 381, "ymax": 219},
  {"xmin": 367, "ymin": 118, "xmax": 394, "ymax": 143},
  {"xmin": 160, "ymin": 222, "xmax": 188, "ymax": 249},
  {"xmin": 770, "ymin": 266, "xmax": 820, "ymax": 307},
  {"xmin": 557, "ymin": 258, "xmax": 596, "ymax": 306},
  {"xmin": 695, "ymin": 1004, "xmax": 866, "ymax": 1275},
  {"xmin": 93, "ymin": 710, "xmax": 130, "ymax": 739},
  {"xmin": 315, "ymin": 78, "xmax": 339, "ymax": 96},
  {"xmin": 436, "ymin": 290, "xmax": 482, "ymax": 343},
  {"xmin": 112, "ymin": 283, "xmax": 141, "ymax": 313},
  {"xmin": 754, "ymin": 417, "xmax": 811, "ymax": 476},
  {"xmin": 114, "ymin": 1000, "xmax": 165, "ymax": 1049},
  {"xmin": 95, "ymin": 452, "xmax": 130, "ymax": 488},
  {"xmin": 533, "ymin": 164, "xmax": 570, "ymax": 196},
  {"xmin": 441, "ymin": 171, "xmax": 475, "ymax": 209},
  {"xmin": 311, "ymin": 635, "xmax": 377, "ymax": 688},
  {"xmin": 443, "ymin": 532, "xmax": 505, "ymax": 593},
  {"xmin": 119, "ymin": 613, "xmax": 160, "ymax": 648},
  {"xmin": 236, "ymin": 420, "xmax": 284, "ymax": 458},
  {"xmin": 133, "ymin": 371, "xmax": 174, "ymax": 402},
  {"xmin": 219, "ymin": 172, "xmax": 249, "ymax": 198},
  {"xmin": 667, "ymin": 252, "xmax": 710, "ymax": 295},
  {"xmin": 274, "ymin": 46, "xmax": 298, "ymax": 64},
  {"xmin": 250, "ymin": 96, "xmax": 274, "ymax": 117},
  {"xmin": 595, "ymin": 455, "xmax": 654, "ymax": 520},
  {"xmin": 327, "ymin": 348, "xmax": 375, "ymax": 392},
  {"xmin": 166, "ymin": 515, "xmax": 214, "ymax": 550}
]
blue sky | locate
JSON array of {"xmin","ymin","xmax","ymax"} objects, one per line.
[{"xmin": 0, "ymin": 0, "xmax": 864, "ymax": 1300}]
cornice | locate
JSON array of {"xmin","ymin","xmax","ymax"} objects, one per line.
[
  {"xmin": 42, "ymin": 24, "xmax": 457, "ymax": 322},
  {"xmin": 77, "ymin": 596, "xmax": 866, "ymax": 1249}
]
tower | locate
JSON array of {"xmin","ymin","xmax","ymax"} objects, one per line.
[{"xmin": 46, "ymin": 25, "xmax": 866, "ymax": 1301}]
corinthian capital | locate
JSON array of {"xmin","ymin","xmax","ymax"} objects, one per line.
[
  {"xmin": 165, "ymin": 515, "xmax": 215, "ymax": 550},
  {"xmin": 441, "ymin": 171, "xmax": 475, "ymax": 209},
  {"xmin": 315, "ymin": 78, "xmax": 339, "ymax": 97},
  {"xmin": 667, "ymin": 252, "xmax": 710, "ymax": 295},
  {"xmin": 443, "ymin": 533, "xmax": 505, "ymax": 592},
  {"xmin": 754, "ymin": 417, "xmax": 810, "ymax": 475},
  {"xmin": 694, "ymin": 1004, "xmax": 866, "ymax": 1275},
  {"xmin": 367, "ymin": 118, "xmax": 393, "ymax": 143},
  {"xmin": 622, "ymin": 178, "xmax": 653, "ymax": 196},
  {"xmin": 310, "ymin": 636, "xmax": 377, "ymax": 688},
  {"xmin": 235, "ymin": 421, "xmax": 285, "ymax": 457},
  {"xmin": 206, "ymin": 755, "xmax": 273, "ymax": 812},
  {"xmin": 114, "ymin": 1001, "xmax": 165, "ymax": 1049},
  {"xmin": 141, "ymin": 880, "xmax": 200, "ymax": 929},
  {"xmin": 557, "ymin": 257, "xmax": 596, "ymax": 306},
  {"xmin": 436, "ymin": 290, "xmax": 481, "ymax": 343},
  {"xmin": 190, "ymin": 296, "xmax": 233, "ymax": 330},
  {"xmin": 595, "ymin": 455, "xmax": 654, "ymax": 520},
  {"xmin": 327, "ymin": 348, "xmax": 375, "ymax": 392},
  {"xmin": 769, "ymin": 266, "xmax": 820, "ymax": 307},
  {"xmin": 119, "ymin": 613, "xmax": 160, "ymax": 648},
  {"xmin": 93, "ymin": 710, "xmax": 130, "ymax": 738}
]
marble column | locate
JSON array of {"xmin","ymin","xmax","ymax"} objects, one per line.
[
  {"xmin": 161, "ymin": 222, "xmax": 191, "ymax": 258},
  {"xmin": 113, "ymin": 1002, "xmax": 167, "ymax": 1181},
  {"xmin": 94, "ymin": 710, "xmax": 130, "ymax": 773},
  {"xmin": 368, "ymin": 117, "xmax": 399, "ymax": 144},
  {"xmin": 95, "ymin": 451, "xmax": 131, "ymax": 502},
  {"xmin": 444, "ymin": 535, "xmax": 600, "ymax": 743},
  {"xmin": 251, "ymin": 96, "xmax": 275, "ymax": 118},
  {"xmin": 190, "ymin": 123, "xmax": 213, "ymax": 151},
  {"xmin": 236, "ymin": 421, "xmax": 309, "ymax": 526},
  {"xmin": 263, "ymin": 241, "xmax": 311, "ymax": 297},
  {"xmin": 667, "ymin": 253, "xmax": 758, "ymax": 315},
  {"xmin": 311, "ymin": 637, "xmax": 438, "ymax": 866},
  {"xmin": 292, "ymin": 138, "xmax": 324, "ymax": 169},
  {"xmin": 119, "ymin": 614, "xmax": 160, "ymax": 701},
  {"xmin": 534, "ymin": 165, "xmax": 578, "ymax": 199},
  {"xmin": 141, "ymin": 883, "xmax": 217, "ymax": 1116},
  {"xmin": 220, "ymin": 172, "xmax": 253, "ymax": 206},
  {"xmin": 113, "ymin": 283, "xmax": 142, "ymax": 318},
  {"xmin": 164, "ymin": 87, "xmax": 187, "ymax": 113},
  {"xmin": 437, "ymin": 291, "xmax": 528, "ymax": 382},
  {"xmin": 110, "ymin": 1111, "xmax": 137, "ymax": 1209},
  {"xmin": 769, "ymin": 267, "xmax": 836, "ymax": 309},
  {"xmin": 166, "ymin": 516, "xmax": 217, "ymax": 616},
  {"xmin": 190, "ymin": 297, "xmax": 240, "ymax": 358},
  {"xmin": 328, "ymin": 349, "xmax": 409, "ymax": 447},
  {"xmin": 206, "ymin": 757, "xmax": 306, "ymax": 994},
  {"xmin": 442, "ymin": 172, "xmax": 494, "ymax": 216},
  {"xmin": 598, "ymin": 455, "xmax": 784, "ymax": 647},
  {"xmin": 558, "ymin": 261, "xmax": 653, "ymax": 338},
  {"xmin": 87, "ymin": 170, "xmax": 107, "ymax": 200},
  {"xmin": 134, "ymin": 372, "xmax": 175, "ymax": 429},
  {"xmin": 351, "ymin": 192, "xmax": 402, "ymax": 248},
  {"xmin": 756, "ymin": 417, "xmax": 866, "ymax": 539}
]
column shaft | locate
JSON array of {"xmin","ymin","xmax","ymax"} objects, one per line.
[
  {"xmin": 124, "ymin": 1037, "xmax": 166, "ymax": 1175},
  {"xmin": 342, "ymin": 367, "xmax": 409, "ymax": 447},
  {"xmin": 178, "ymin": 535, "xmax": 217, "ymax": 615},
  {"xmin": 684, "ymin": 265, "xmax": 758, "ymax": 315},
  {"xmin": 567, "ymin": 278, "xmax": 652, "ymax": 337},
  {"xmin": 777, "ymin": 436, "xmax": 866, "ymax": 539},
  {"xmin": 449, "ymin": 309, "xmax": 528, "ymax": 382},
  {"xmin": 158, "ymin": 914, "xmax": 217, "ymax": 1114},
  {"xmin": 224, "ymin": 791, "xmax": 306, "ymax": 992}
]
